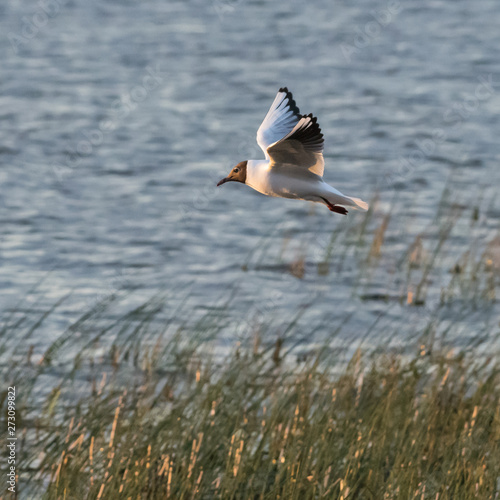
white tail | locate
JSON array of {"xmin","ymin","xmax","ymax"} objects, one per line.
[
  {"xmin": 320, "ymin": 187, "xmax": 369, "ymax": 213},
  {"xmin": 348, "ymin": 196, "xmax": 369, "ymax": 211}
]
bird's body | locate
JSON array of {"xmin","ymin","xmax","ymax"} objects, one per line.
[
  {"xmin": 246, "ymin": 159, "xmax": 363, "ymax": 207},
  {"xmin": 217, "ymin": 88, "xmax": 368, "ymax": 215}
]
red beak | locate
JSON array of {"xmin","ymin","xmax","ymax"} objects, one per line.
[{"xmin": 217, "ymin": 177, "xmax": 229, "ymax": 186}]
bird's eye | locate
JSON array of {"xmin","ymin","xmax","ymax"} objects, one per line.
[{"xmin": 234, "ymin": 168, "xmax": 240, "ymax": 173}]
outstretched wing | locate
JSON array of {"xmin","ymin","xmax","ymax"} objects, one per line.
[
  {"xmin": 256, "ymin": 87, "xmax": 302, "ymax": 159},
  {"xmin": 267, "ymin": 113, "xmax": 325, "ymax": 177}
]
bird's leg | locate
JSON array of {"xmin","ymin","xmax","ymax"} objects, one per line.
[
  {"xmin": 329, "ymin": 205, "xmax": 348, "ymax": 215},
  {"xmin": 320, "ymin": 197, "xmax": 348, "ymax": 215}
]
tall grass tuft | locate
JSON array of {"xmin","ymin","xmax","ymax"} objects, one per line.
[{"xmin": 3, "ymin": 330, "xmax": 499, "ymax": 499}]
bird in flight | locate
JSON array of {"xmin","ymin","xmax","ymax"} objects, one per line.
[{"xmin": 217, "ymin": 87, "xmax": 368, "ymax": 215}]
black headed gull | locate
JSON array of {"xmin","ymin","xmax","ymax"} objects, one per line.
[{"xmin": 217, "ymin": 87, "xmax": 369, "ymax": 215}]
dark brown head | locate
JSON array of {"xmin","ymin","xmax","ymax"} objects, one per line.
[{"xmin": 217, "ymin": 161, "xmax": 247, "ymax": 187}]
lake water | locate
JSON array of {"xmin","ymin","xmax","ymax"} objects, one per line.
[{"xmin": 1, "ymin": 0, "xmax": 499, "ymax": 359}]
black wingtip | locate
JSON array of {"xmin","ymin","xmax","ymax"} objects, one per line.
[
  {"xmin": 277, "ymin": 87, "xmax": 301, "ymax": 118},
  {"xmin": 286, "ymin": 113, "xmax": 324, "ymax": 151}
]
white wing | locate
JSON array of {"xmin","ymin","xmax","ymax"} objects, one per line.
[
  {"xmin": 256, "ymin": 87, "xmax": 302, "ymax": 159},
  {"xmin": 267, "ymin": 113, "xmax": 325, "ymax": 177}
]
